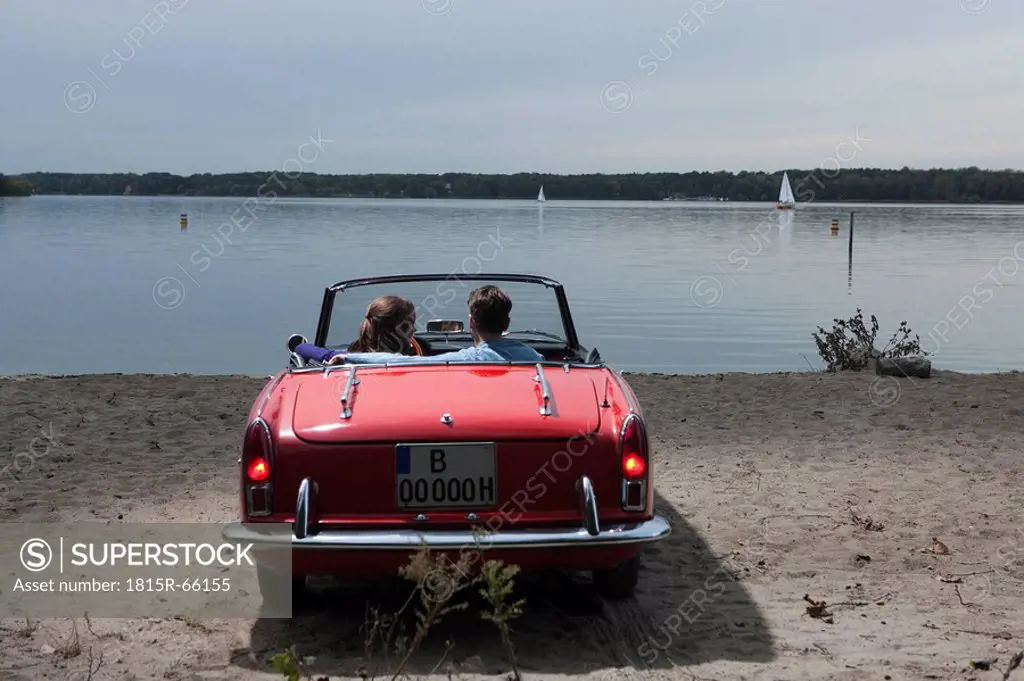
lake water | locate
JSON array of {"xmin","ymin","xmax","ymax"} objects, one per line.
[{"xmin": 1, "ymin": 195, "xmax": 1023, "ymax": 376}]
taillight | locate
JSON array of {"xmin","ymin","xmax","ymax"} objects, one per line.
[
  {"xmin": 242, "ymin": 418, "xmax": 274, "ymax": 516},
  {"xmin": 247, "ymin": 457, "xmax": 270, "ymax": 482},
  {"xmin": 622, "ymin": 452, "xmax": 646, "ymax": 479},
  {"xmin": 619, "ymin": 414, "xmax": 648, "ymax": 511}
]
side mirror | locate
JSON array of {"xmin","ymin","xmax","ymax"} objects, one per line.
[{"xmin": 426, "ymin": 320, "xmax": 464, "ymax": 333}]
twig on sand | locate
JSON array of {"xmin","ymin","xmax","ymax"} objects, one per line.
[
  {"xmin": 427, "ymin": 638, "xmax": 455, "ymax": 676},
  {"xmin": 953, "ymin": 583, "xmax": 980, "ymax": 607},
  {"xmin": 803, "ymin": 594, "xmax": 834, "ymax": 623},
  {"xmin": 955, "ymin": 628, "xmax": 1013, "ymax": 640},
  {"xmin": 949, "ymin": 569, "xmax": 995, "ymax": 577},
  {"xmin": 831, "ymin": 591, "xmax": 894, "ymax": 608},
  {"xmin": 980, "ymin": 652, "xmax": 1024, "ymax": 679},
  {"xmin": 84, "ymin": 643, "xmax": 105, "ymax": 681},
  {"xmin": 848, "ymin": 505, "xmax": 884, "ymax": 531},
  {"xmin": 937, "ymin": 569, "xmax": 995, "ymax": 584},
  {"xmin": 1001, "ymin": 651, "xmax": 1023, "ymax": 679},
  {"xmin": 718, "ymin": 460, "xmax": 762, "ymax": 494},
  {"xmin": 762, "ymin": 513, "xmax": 836, "ymax": 526}
]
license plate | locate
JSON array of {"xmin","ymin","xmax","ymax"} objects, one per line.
[{"xmin": 395, "ymin": 442, "xmax": 497, "ymax": 509}]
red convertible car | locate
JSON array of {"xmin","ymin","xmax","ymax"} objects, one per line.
[{"xmin": 222, "ymin": 274, "xmax": 670, "ymax": 608}]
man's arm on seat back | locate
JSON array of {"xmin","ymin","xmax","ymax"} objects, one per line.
[{"xmin": 343, "ymin": 346, "xmax": 489, "ymax": 364}]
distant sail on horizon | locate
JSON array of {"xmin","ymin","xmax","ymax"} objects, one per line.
[
  {"xmin": 777, "ymin": 172, "xmax": 795, "ymax": 210},
  {"xmin": 537, "ymin": 185, "xmax": 546, "ymax": 202}
]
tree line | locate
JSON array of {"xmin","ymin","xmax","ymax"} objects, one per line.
[
  {"xmin": 5, "ymin": 167, "xmax": 1024, "ymax": 202},
  {"xmin": 0, "ymin": 174, "xmax": 32, "ymax": 196}
]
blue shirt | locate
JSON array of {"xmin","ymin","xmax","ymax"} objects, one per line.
[{"xmin": 341, "ymin": 338, "xmax": 544, "ymax": 364}]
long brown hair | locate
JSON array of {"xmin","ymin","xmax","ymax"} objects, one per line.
[{"xmin": 348, "ymin": 296, "xmax": 417, "ymax": 354}]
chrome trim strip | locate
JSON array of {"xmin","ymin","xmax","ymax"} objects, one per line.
[
  {"xmin": 255, "ymin": 374, "xmax": 286, "ymax": 419},
  {"xmin": 294, "ymin": 478, "xmax": 316, "ymax": 539},
  {"xmin": 610, "ymin": 370, "xmax": 641, "ymax": 414},
  {"xmin": 222, "ymin": 515, "xmax": 671, "ymax": 550},
  {"xmin": 288, "ymin": 360, "xmax": 606, "ymax": 374},
  {"xmin": 618, "ymin": 412, "xmax": 643, "ymax": 451},
  {"xmin": 339, "ymin": 365, "xmax": 359, "ymax": 419},
  {"xmin": 535, "ymin": 363, "xmax": 552, "ymax": 416},
  {"xmin": 577, "ymin": 475, "xmax": 600, "ymax": 536}
]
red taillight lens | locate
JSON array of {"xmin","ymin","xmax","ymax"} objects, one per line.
[
  {"xmin": 247, "ymin": 457, "xmax": 270, "ymax": 482},
  {"xmin": 243, "ymin": 419, "xmax": 273, "ymax": 483},
  {"xmin": 622, "ymin": 453, "xmax": 646, "ymax": 479},
  {"xmin": 620, "ymin": 414, "xmax": 648, "ymax": 511},
  {"xmin": 620, "ymin": 415, "xmax": 647, "ymax": 480},
  {"xmin": 242, "ymin": 419, "xmax": 274, "ymax": 516}
]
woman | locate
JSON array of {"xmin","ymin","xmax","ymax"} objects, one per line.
[
  {"xmin": 348, "ymin": 295, "xmax": 418, "ymax": 354},
  {"xmin": 292, "ymin": 295, "xmax": 420, "ymax": 364}
]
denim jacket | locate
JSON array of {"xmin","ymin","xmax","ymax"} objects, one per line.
[{"xmin": 340, "ymin": 338, "xmax": 543, "ymax": 364}]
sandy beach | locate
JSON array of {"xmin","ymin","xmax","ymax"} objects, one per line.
[{"xmin": 1, "ymin": 370, "xmax": 1023, "ymax": 680}]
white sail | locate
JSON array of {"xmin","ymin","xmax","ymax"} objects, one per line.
[
  {"xmin": 778, "ymin": 172, "xmax": 795, "ymax": 206},
  {"xmin": 537, "ymin": 185, "xmax": 546, "ymax": 202}
]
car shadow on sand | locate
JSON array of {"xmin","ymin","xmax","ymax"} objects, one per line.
[{"xmin": 233, "ymin": 492, "xmax": 775, "ymax": 677}]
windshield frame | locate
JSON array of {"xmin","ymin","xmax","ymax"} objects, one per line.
[{"xmin": 313, "ymin": 273, "xmax": 581, "ymax": 351}]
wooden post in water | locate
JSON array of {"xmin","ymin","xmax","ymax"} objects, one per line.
[{"xmin": 848, "ymin": 212, "xmax": 855, "ymax": 265}]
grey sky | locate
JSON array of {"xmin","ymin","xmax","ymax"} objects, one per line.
[{"xmin": 2, "ymin": 0, "xmax": 1021, "ymax": 174}]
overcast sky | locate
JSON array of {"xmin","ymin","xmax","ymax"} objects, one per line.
[{"xmin": 2, "ymin": 0, "xmax": 1022, "ymax": 174}]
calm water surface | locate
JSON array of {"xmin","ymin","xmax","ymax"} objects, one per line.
[{"xmin": 1, "ymin": 196, "xmax": 1023, "ymax": 375}]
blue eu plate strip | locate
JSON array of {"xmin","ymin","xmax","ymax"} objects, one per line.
[{"xmin": 396, "ymin": 445, "xmax": 411, "ymax": 475}]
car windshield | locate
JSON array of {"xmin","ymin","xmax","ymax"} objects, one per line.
[{"xmin": 323, "ymin": 278, "xmax": 567, "ymax": 349}]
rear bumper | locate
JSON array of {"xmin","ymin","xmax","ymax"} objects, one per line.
[
  {"xmin": 222, "ymin": 515, "xmax": 670, "ymax": 550},
  {"xmin": 223, "ymin": 474, "xmax": 670, "ymax": 551}
]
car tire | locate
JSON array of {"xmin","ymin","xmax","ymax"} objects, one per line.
[
  {"xmin": 256, "ymin": 563, "xmax": 307, "ymax": 611},
  {"xmin": 592, "ymin": 556, "xmax": 640, "ymax": 600}
]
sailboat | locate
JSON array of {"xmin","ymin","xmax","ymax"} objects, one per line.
[
  {"xmin": 537, "ymin": 185, "xmax": 546, "ymax": 203},
  {"xmin": 776, "ymin": 171, "xmax": 796, "ymax": 210}
]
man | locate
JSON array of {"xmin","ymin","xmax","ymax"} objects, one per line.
[{"xmin": 330, "ymin": 285, "xmax": 543, "ymax": 365}]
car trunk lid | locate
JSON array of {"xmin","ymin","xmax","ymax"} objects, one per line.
[{"xmin": 290, "ymin": 364, "xmax": 601, "ymax": 442}]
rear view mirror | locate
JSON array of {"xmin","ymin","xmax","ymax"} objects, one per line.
[{"xmin": 426, "ymin": 319, "xmax": 464, "ymax": 333}]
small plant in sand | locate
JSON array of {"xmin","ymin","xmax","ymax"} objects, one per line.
[
  {"xmin": 478, "ymin": 560, "xmax": 525, "ymax": 681},
  {"xmin": 812, "ymin": 309, "xmax": 926, "ymax": 372},
  {"xmin": 15, "ymin": 617, "xmax": 39, "ymax": 638},
  {"xmin": 269, "ymin": 645, "xmax": 309, "ymax": 681},
  {"xmin": 54, "ymin": 618, "xmax": 83, "ymax": 659},
  {"xmin": 387, "ymin": 546, "xmax": 475, "ymax": 680},
  {"xmin": 271, "ymin": 545, "xmax": 528, "ymax": 681}
]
